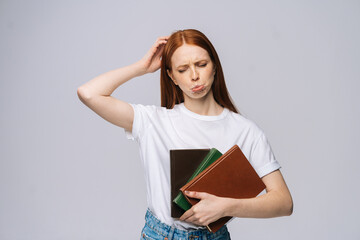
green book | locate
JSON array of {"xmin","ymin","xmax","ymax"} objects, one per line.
[{"xmin": 172, "ymin": 148, "xmax": 223, "ymax": 211}]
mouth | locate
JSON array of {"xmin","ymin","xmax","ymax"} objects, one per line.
[{"xmin": 191, "ymin": 85, "xmax": 205, "ymax": 93}]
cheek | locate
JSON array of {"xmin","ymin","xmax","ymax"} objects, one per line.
[
  {"xmin": 174, "ymin": 75, "xmax": 188, "ymax": 86},
  {"xmin": 208, "ymin": 70, "xmax": 216, "ymax": 86},
  {"xmin": 205, "ymin": 68, "xmax": 215, "ymax": 80}
]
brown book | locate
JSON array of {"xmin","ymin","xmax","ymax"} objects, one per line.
[
  {"xmin": 170, "ymin": 149, "xmax": 210, "ymax": 218},
  {"xmin": 180, "ymin": 145, "xmax": 266, "ymax": 233}
]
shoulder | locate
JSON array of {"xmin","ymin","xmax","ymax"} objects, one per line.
[
  {"xmin": 129, "ymin": 103, "xmax": 179, "ymax": 118},
  {"xmin": 129, "ymin": 103, "xmax": 158, "ymax": 112},
  {"xmin": 227, "ymin": 111, "xmax": 265, "ymax": 138}
]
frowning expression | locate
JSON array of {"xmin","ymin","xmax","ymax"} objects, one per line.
[{"xmin": 167, "ymin": 44, "xmax": 216, "ymax": 101}]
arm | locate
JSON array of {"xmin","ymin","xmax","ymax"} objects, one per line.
[
  {"xmin": 77, "ymin": 36, "xmax": 168, "ymax": 131},
  {"xmin": 180, "ymin": 170, "xmax": 293, "ymax": 226}
]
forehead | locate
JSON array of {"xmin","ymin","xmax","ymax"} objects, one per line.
[{"xmin": 171, "ymin": 44, "xmax": 210, "ymax": 67}]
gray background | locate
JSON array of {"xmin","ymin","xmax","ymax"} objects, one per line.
[{"xmin": 1, "ymin": 0, "xmax": 359, "ymax": 239}]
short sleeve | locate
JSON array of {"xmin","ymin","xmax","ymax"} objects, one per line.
[
  {"xmin": 124, "ymin": 103, "xmax": 157, "ymax": 141},
  {"xmin": 250, "ymin": 133, "xmax": 281, "ymax": 178}
]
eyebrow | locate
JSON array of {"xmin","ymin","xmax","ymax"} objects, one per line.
[{"xmin": 175, "ymin": 59, "xmax": 208, "ymax": 69}]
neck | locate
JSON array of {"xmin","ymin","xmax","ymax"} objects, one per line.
[{"xmin": 183, "ymin": 91, "xmax": 224, "ymax": 116}]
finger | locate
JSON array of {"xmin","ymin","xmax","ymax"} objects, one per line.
[
  {"xmin": 156, "ymin": 41, "xmax": 167, "ymax": 51},
  {"xmin": 146, "ymin": 40, "xmax": 166, "ymax": 59},
  {"xmin": 184, "ymin": 214, "xmax": 206, "ymax": 226},
  {"xmin": 155, "ymin": 37, "xmax": 168, "ymax": 45},
  {"xmin": 152, "ymin": 44, "xmax": 166, "ymax": 60},
  {"xmin": 157, "ymin": 36, "xmax": 169, "ymax": 41},
  {"xmin": 150, "ymin": 41, "xmax": 167, "ymax": 56},
  {"xmin": 184, "ymin": 215, "xmax": 199, "ymax": 225},
  {"xmin": 151, "ymin": 40, "xmax": 167, "ymax": 50},
  {"xmin": 157, "ymin": 39, "xmax": 168, "ymax": 44},
  {"xmin": 179, "ymin": 209, "xmax": 193, "ymax": 221},
  {"xmin": 185, "ymin": 191, "xmax": 208, "ymax": 200},
  {"xmin": 181, "ymin": 213, "xmax": 199, "ymax": 225}
]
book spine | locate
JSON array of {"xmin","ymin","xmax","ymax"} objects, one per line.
[
  {"xmin": 188, "ymin": 149, "xmax": 217, "ymax": 181},
  {"xmin": 173, "ymin": 149, "xmax": 222, "ymax": 211}
]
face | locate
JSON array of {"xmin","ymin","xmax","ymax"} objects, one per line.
[{"xmin": 167, "ymin": 44, "xmax": 216, "ymax": 102}]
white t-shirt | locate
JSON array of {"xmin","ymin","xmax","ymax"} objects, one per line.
[{"xmin": 125, "ymin": 102, "xmax": 280, "ymax": 230}]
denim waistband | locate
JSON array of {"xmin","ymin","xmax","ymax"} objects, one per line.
[{"xmin": 144, "ymin": 208, "xmax": 230, "ymax": 239}]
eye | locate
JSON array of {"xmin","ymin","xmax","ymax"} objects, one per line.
[
  {"xmin": 178, "ymin": 68, "xmax": 187, "ymax": 73},
  {"xmin": 198, "ymin": 62, "xmax": 207, "ymax": 67}
]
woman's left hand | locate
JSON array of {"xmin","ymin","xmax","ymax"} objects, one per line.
[{"xmin": 179, "ymin": 191, "xmax": 230, "ymax": 226}]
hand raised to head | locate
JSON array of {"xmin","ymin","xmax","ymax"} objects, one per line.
[{"xmin": 138, "ymin": 36, "xmax": 169, "ymax": 74}]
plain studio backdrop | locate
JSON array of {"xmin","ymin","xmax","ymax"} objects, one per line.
[{"xmin": 1, "ymin": 0, "xmax": 359, "ymax": 239}]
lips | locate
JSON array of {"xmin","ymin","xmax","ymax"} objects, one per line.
[{"xmin": 191, "ymin": 85, "xmax": 205, "ymax": 92}]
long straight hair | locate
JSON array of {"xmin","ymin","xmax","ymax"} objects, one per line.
[{"xmin": 160, "ymin": 29, "xmax": 239, "ymax": 113}]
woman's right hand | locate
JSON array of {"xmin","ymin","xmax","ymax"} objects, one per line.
[
  {"xmin": 137, "ymin": 36, "xmax": 169, "ymax": 75},
  {"xmin": 77, "ymin": 36, "xmax": 169, "ymax": 132}
]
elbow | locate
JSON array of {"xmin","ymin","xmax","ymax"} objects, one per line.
[
  {"xmin": 274, "ymin": 190, "xmax": 293, "ymax": 217},
  {"xmin": 283, "ymin": 195, "xmax": 294, "ymax": 216},
  {"xmin": 77, "ymin": 86, "xmax": 93, "ymax": 103},
  {"xmin": 286, "ymin": 202, "xmax": 293, "ymax": 216}
]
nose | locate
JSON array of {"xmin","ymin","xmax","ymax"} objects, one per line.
[{"xmin": 190, "ymin": 66, "xmax": 199, "ymax": 81}]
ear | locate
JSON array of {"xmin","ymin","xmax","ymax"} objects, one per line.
[{"xmin": 167, "ymin": 69, "xmax": 178, "ymax": 85}]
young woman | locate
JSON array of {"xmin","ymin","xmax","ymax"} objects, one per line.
[{"xmin": 77, "ymin": 29, "xmax": 293, "ymax": 240}]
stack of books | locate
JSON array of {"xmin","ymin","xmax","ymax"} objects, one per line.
[{"xmin": 170, "ymin": 145, "xmax": 265, "ymax": 233}]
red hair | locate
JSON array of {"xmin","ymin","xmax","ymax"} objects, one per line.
[{"xmin": 160, "ymin": 29, "xmax": 239, "ymax": 113}]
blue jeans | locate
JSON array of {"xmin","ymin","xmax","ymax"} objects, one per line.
[{"xmin": 140, "ymin": 208, "xmax": 231, "ymax": 240}]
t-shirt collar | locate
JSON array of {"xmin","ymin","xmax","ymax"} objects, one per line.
[{"xmin": 177, "ymin": 102, "xmax": 229, "ymax": 121}]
